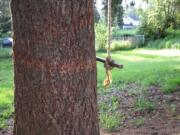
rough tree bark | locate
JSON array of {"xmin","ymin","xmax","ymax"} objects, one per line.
[{"xmin": 11, "ymin": 0, "xmax": 100, "ymax": 135}]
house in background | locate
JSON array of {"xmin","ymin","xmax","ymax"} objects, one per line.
[{"xmin": 122, "ymin": 15, "xmax": 140, "ymax": 29}]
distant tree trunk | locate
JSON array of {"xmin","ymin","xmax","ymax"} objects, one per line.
[{"xmin": 11, "ymin": 1, "xmax": 100, "ymax": 135}]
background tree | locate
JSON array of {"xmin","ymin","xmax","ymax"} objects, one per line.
[
  {"xmin": 138, "ymin": 0, "xmax": 180, "ymax": 39},
  {"xmin": 11, "ymin": 0, "xmax": 100, "ymax": 135},
  {"xmin": 94, "ymin": 1, "xmax": 101, "ymax": 23},
  {"xmin": 0, "ymin": 0, "xmax": 11, "ymax": 37},
  {"xmin": 102, "ymin": 0, "xmax": 123, "ymax": 26}
]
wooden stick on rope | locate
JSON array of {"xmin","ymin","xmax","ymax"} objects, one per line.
[{"xmin": 96, "ymin": 57, "xmax": 123, "ymax": 69}]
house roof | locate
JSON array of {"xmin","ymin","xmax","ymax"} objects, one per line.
[{"xmin": 123, "ymin": 16, "xmax": 140, "ymax": 26}]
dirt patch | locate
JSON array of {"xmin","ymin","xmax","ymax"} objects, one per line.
[{"xmin": 100, "ymin": 85, "xmax": 180, "ymax": 135}]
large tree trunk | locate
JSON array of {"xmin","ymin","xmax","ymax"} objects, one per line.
[{"xmin": 11, "ymin": 1, "xmax": 100, "ymax": 135}]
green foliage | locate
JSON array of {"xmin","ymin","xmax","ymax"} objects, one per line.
[
  {"xmin": 0, "ymin": 0, "xmax": 11, "ymax": 16},
  {"xmin": 95, "ymin": 23, "xmax": 107, "ymax": 51},
  {"xmin": 112, "ymin": 28, "xmax": 137, "ymax": 37},
  {"xmin": 0, "ymin": 0, "xmax": 11, "ymax": 36},
  {"xmin": 95, "ymin": 25, "xmax": 141, "ymax": 51},
  {"xmin": 134, "ymin": 97, "xmax": 154, "ymax": 112},
  {"xmin": 138, "ymin": 0, "xmax": 179, "ymax": 39},
  {"xmin": 111, "ymin": 40, "xmax": 135, "ymax": 51},
  {"xmin": 102, "ymin": 0, "xmax": 123, "ymax": 26},
  {"xmin": 147, "ymin": 29, "xmax": 180, "ymax": 49},
  {"xmin": 94, "ymin": 2, "xmax": 100, "ymax": 23},
  {"xmin": 111, "ymin": 28, "xmax": 144, "ymax": 50}
]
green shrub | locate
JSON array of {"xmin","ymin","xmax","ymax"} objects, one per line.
[
  {"xmin": 112, "ymin": 27, "xmax": 137, "ymax": 37},
  {"xmin": 111, "ymin": 40, "xmax": 135, "ymax": 51},
  {"xmin": 147, "ymin": 29, "xmax": 180, "ymax": 49},
  {"xmin": 0, "ymin": 31, "xmax": 12, "ymax": 38},
  {"xmin": 95, "ymin": 23, "xmax": 107, "ymax": 51}
]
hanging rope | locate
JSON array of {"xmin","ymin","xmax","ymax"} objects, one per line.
[
  {"xmin": 103, "ymin": 0, "xmax": 112, "ymax": 87},
  {"xmin": 96, "ymin": 0, "xmax": 123, "ymax": 87},
  {"xmin": 107, "ymin": 0, "xmax": 112, "ymax": 58}
]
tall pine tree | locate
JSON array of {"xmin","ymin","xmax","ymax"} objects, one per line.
[{"xmin": 11, "ymin": 0, "xmax": 100, "ymax": 135}]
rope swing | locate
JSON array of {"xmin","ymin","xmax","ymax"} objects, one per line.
[{"xmin": 96, "ymin": 0, "xmax": 123, "ymax": 87}]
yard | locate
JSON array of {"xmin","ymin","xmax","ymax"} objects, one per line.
[{"xmin": 0, "ymin": 48, "xmax": 180, "ymax": 134}]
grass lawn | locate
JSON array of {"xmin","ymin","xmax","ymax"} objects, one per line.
[
  {"xmin": 0, "ymin": 48, "xmax": 180, "ymax": 131},
  {"xmin": 97, "ymin": 49, "xmax": 180, "ymax": 93},
  {"xmin": 0, "ymin": 48, "xmax": 13, "ymax": 129}
]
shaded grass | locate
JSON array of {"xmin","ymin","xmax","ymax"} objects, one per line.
[{"xmin": 0, "ymin": 48, "xmax": 12, "ymax": 58}]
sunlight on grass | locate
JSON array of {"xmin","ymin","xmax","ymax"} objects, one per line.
[
  {"xmin": 0, "ymin": 89, "xmax": 14, "ymax": 129},
  {"xmin": 114, "ymin": 55, "xmax": 145, "ymax": 62},
  {"xmin": 0, "ymin": 57, "xmax": 14, "ymax": 129},
  {"xmin": 134, "ymin": 49, "xmax": 180, "ymax": 57},
  {"xmin": 0, "ymin": 89, "xmax": 13, "ymax": 109},
  {"xmin": 97, "ymin": 49, "xmax": 180, "ymax": 92}
]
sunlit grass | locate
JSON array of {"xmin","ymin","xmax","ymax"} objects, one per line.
[
  {"xmin": 0, "ymin": 56, "xmax": 14, "ymax": 129},
  {"xmin": 97, "ymin": 48, "xmax": 180, "ymax": 92},
  {"xmin": 134, "ymin": 49, "xmax": 180, "ymax": 57}
]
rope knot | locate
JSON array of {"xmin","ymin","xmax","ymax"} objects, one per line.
[{"xmin": 104, "ymin": 57, "xmax": 114, "ymax": 70}]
